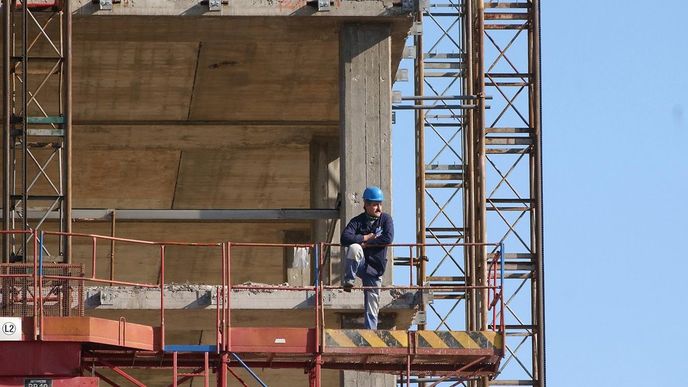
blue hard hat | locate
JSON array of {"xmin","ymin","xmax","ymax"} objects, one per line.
[{"xmin": 362, "ymin": 186, "xmax": 384, "ymax": 202}]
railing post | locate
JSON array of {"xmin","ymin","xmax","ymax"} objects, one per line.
[
  {"xmin": 91, "ymin": 236, "xmax": 97, "ymax": 279},
  {"xmin": 406, "ymin": 354, "xmax": 411, "ymax": 387},
  {"xmin": 314, "ymin": 243, "xmax": 320, "ymax": 351},
  {"xmin": 172, "ymin": 351, "xmax": 178, "ymax": 387},
  {"xmin": 226, "ymin": 241, "xmax": 231, "ymax": 352},
  {"xmin": 38, "ymin": 231, "xmax": 44, "ymax": 338},
  {"xmin": 218, "ymin": 243, "xmax": 225, "ymax": 353},
  {"xmin": 160, "ymin": 244, "xmax": 165, "ymax": 349},
  {"xmin": 313, "ymin": 234, "xmax": 323, "ymax": 387},
  {"xmin": 318, "ymin": 242, "xmax": 325, "ymax": 354},
  {"xmin": 32, "ymin": 230, "xmax": 37, "ymax": 339},
  {"xmin": 309, "ymin": 356, "xmax": 321, "ymax": 387},
  {"xmin": 500, "ymin": 242, "xmax": 505, "ymax": 333},
  {"xmin": 409, "ymin": 246, "xmax": 413, "ymax": 290},
  {"xmin": 493, "ymin": 249, "xmax": 497, "ymax": 331},
  {"xmin": 203, "ymin": 351, "xmax": 209, "ymax": 387},
  {"xmin": 217, "ymin": 353, "xmax": 228, "ymax": 387}
]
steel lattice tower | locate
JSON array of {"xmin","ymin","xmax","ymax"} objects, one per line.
[
  {"xmin": 406, "ymin": 0, "xmax": 545, "ymax": 385},
  {"xmin": 2, "ymin": 0, "xmax": 72, "ymax": 264}
]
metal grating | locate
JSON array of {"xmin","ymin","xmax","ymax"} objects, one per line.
[{"xmin": 0, "ymin": 263, "xmax": 84, "ymax": 317}]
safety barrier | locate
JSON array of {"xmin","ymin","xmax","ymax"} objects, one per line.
[
  {"xmin": 0, "ymin": 230, "xmax": 505, "ymax": 385},
  {"xmin": 0, "ymin": 229, "xmax": 224, "ymax": 349},
  {"xmin": 223, "ymin": 242, "xmax": 505, "ymax": 349}
]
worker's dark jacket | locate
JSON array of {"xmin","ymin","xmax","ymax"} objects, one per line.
[{"xmin": 340, "ymin": 212, "xmax": 394, "ymax": 277}]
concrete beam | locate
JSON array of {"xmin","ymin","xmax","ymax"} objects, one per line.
[
  {"xmin": 11, "ymin": 208, "xmax": 339, "ymax": 221},
  {"xmin": 72, "ymin": 0, "xmax": 408, "ymax": 17},
  {"xmin": 73, "ymin": 124, "xmax": 337, "ymax": 150},
  {"xmin": 84, "ymin": 285, "xmax": 421, "ymax": 311}
]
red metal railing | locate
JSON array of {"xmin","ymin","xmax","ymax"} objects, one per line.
[
  {"xmin": 42, "ymin": 231, "xmax": 224, "ymax": 350},
  {"xmin": 0, "ymin": 229, "xmax": 225, "ymax": 348},
  {"xmin": 0, "ymin": 230, "xmax": 40, "ymax": 339},
  {"xmin": 12, "ymin": 0, "xmax": 61, "ymax": 10},
  {"xmin": 222, "ymin": 242, "xmax": 320, "ymax": 353},
  {"xmin": 0, "ymin": 230, "xmax": 505, "ymax": 353},
  {"xmin": 0, "ymin": 230, "xmax": 505, "ymax": 386},
  {"xmin": 222, "ymin": 241, "xmax": 506, "ymax": 352},
  {"xmin": 318, "ymin": 242, "xmax": 505, "ymax": 333}
]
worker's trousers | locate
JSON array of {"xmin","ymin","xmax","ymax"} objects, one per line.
[{"xmin": 344, "ymin": 244, "xmax": 382, "ymax": 329}]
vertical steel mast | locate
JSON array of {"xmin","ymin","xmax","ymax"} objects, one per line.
[
  {"xmin": 2, "ymin": 0, "xmax": 71, "ymax": 264},
  {"xmin": 480, "ymin": 1, "xmax": 544, "ymax": 385},
  {"xmin": 411, "ymin": 0, "xmax": 544, "ymax": 385},
  {"xmin": 411, "ymin": 0, "xmax": 478, "ymax": 384}
]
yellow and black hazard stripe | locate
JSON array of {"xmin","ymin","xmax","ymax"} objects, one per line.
[
  {"xmin": 325, "ymin": 329, "xmax": 502, "ymax": 350},
  {"xmin": 325, "ymin": 329, "xmax": 409, "ymax": 348},
  {"xmin": 416, "ymin": 331, "xmax": 502, "ymax": 349}
]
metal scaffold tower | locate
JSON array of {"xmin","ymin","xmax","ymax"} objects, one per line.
[
  {"xmin": 407, "ymin": 0, "xmax": 544, "ymax": 385},
  {"xmin": 2, "ymin": 0, "xmax": 72, "ymax": 264}
]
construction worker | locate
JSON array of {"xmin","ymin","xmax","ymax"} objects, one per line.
[{"xmin": 340, "ymin": 186, "xmax": 394, "ymax": 329}]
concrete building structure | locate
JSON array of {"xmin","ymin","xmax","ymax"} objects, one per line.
[
  {"xmin": 75, "ymin": 3, "xmax": 409, "ymax": 386},
  {"xmin": 3, "ymin": 0, "xmax": 418, "ymax": 385}
]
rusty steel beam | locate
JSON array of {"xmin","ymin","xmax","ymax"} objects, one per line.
[
  {"xmin": 3, "ymin": 0, "xmax": 71, "ymax": 264},
  {"xmin": 2, "ymin": 0, "xmax": 10, "ymax": 263},
  {"xmin": 411, "ymin": 0, "xmax": 545, "ymax": 386},
  {"xmin": 530, "ymin": 0, "xmax": 546, "ymax": 384},
  {"xmin": 478, "ymin": 1, "xmax": 544, "ymax": 386},
  {"xmin": 464, "ymin": 0, "xmax": 477, "ymax": 336},
  {"xmin": 64, "ymin": 0, "xmax": 73, "ymax": 264},
  {"xmin": 414, "ymin": 0, "xmax": 427, "ymax": 331}
]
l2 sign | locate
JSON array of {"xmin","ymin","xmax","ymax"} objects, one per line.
[{"xmin": 0, "ymin": 317, "xmax": 22, "ymax": 341}]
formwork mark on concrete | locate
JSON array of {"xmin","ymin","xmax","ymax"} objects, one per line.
[{"xmin": 187, "ymin": 42, "xmax": 203, "ymax": 121}]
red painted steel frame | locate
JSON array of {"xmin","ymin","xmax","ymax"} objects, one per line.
[
  {"xmin": 0, "ymin": 377, "xmax": 99, "ymax": 386},
  {"xmin": 0, "ymin": 342, "xmax": 80, "ymax": 376},
  {"xmin": 41, "ymin": 230, "xmax": 223, "ymax": 350},
  {"xmin": 97, "ymin": 360, "xmax": 146, "ymax": 387},
  {"xmin": 12, "ymin": 1, "xmax": 59, "ymax": 10},
  {"xmin": 0, "ymin": 230, "xmax": 505, "ymax": 386}
]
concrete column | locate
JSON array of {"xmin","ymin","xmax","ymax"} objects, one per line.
[
  {"xmin": 339, "ymin": 23, "xmax": 393, "ymax": 286},
  {"xmin": 339, "ymin": 22, "xmax": 394, "ymax": 387},
  {"xmin": 310, "ymin": 136, "xmax": 340, "ymax": 285}
]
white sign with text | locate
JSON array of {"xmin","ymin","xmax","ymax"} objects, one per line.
[{"xmin": 0, "ymin": 317, "xmax": 22, "ymax": 341}]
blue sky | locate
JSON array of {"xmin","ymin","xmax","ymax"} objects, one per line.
[
  {"xmin": 391, "ymin": 1, "xmax": 688, "ymax": 385},
  {"xmin": 542, "ymin": 2, "xmax": 688, "ymax": 385}
]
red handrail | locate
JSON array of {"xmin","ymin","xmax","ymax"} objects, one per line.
[
  {"xmin": 0, "ymin": 230, "xmax": 505, "ymax": 352},
  {"xmin": 39, "ymin": 230, "xmax": 223, "ymax": 348}
]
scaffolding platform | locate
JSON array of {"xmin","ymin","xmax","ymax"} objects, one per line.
[
  {"xmin": 0, "ymin": 234, "xmax": 507, "ymax": 384},
  {"xmin": 223, "ymin": 327, "xmax": 503, "ymax": 375},
  {"xmin": 7, "ymin": 318, "xmax": 502, "ymax": 373},
  {"xmin": 9, "ymin": 316, "xmax": 159, "ymax": 351}
]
